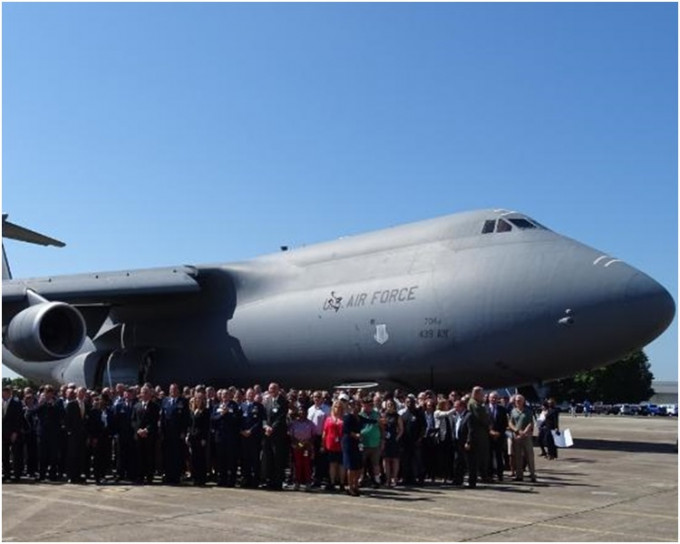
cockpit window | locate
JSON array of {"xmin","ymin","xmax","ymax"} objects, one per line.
[
  {"xmin": 496, "ymin": 219, "xmax": 512, "ymax": 233},
  {"xmin": 481, "ymin": 220, "xmax": 496, "ymax": 234},
  {"xmin": 509, "ymin": 218, "xmax": 537, "ymax": 230},
  {"xmin": 482, "ymin": 216, "xmax": 548, "ymax": 235}
]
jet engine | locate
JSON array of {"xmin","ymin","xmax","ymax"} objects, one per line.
[{"xmin": 4, "ymin": 302, "xmax": 86, "ymax": 361}]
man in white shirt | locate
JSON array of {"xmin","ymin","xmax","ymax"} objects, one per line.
[{"xmin": 307, "ymin": 391, "xmax": 329, "ymax": 487}]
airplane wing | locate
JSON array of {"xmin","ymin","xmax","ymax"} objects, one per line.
[
  {"xmin": 3, "ymin": 266, "xmax": 203, "ymax": 349},
  {"xmin": 2, "ymin": 214, "xmax": 66, "ymax": 247},
  {"xmin": 3, "ymin": 266, "xmax": 201, "ymax": 304}
]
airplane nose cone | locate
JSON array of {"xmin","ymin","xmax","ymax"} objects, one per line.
[{"xmin": 624, "ymin": 272, "xmax": 675, "ymax": 344}]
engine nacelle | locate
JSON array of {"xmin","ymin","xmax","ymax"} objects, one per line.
[{"xmin": 5, "ymin": 302, "xmax": 86, "ymax": 361}]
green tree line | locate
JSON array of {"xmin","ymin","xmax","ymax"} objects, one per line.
[{"xmin": 547, "ymin": 350, "xmax": 654, "ymax": 404}]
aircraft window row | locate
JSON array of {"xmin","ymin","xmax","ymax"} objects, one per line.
[{"xmin": 481, "ymin": 217, "xmax": 545, "ymax": 234}]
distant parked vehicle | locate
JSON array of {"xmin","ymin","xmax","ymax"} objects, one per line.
[
  {"xmin": 593, "ymin": 402, "xmax": 608, "ymax": 415},
  {"xmin": 557, "ymin": 402, "xmax": 571, "ymax": 413},
  {"xmin": 648, "ymin": 404, "xmax": 667, "ymax": 416},
  {"xmin": 663, "ymin": 404, "xmax": 678, "ymax": 416},
  {"xmin": 619, "ymin": 404, "xmax": 635, "ymax": 415},
  {"xmin": 608, "ymin": 404, "xmax": 622, "ymax": 415}
]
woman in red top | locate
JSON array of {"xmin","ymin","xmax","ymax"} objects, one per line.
[{"xmin": 321, "ymin": 400, "xmax": 345, "ymax": 491}]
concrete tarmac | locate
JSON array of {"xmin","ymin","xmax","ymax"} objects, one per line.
[{"xmin": 2, "ymin": 415, "xmax": 677, "ymax": 542}]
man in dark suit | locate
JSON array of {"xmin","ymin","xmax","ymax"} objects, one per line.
[
  {"xmin": 160, "ymin": 383, "xmax": 189, "ymax": 484},
  {"xmin": 487, "ymin": 391, "xmax": 508, "ymax": 481},
  {"xmin": 113, "ymin": 388, "xmax": 137, "ymax": 482},
  {"xmin": 211, "ymin": 388, "xmax": 242, "ymax": 487},
  {"xmin": 466, "ymin": 386, "xmax": 491, "ymax": 486},
  {"xmin": 240, "ymin": 387, "xmax": 264, "ymax": 488},
  {"xmin": 452, "ymin": 399, "xmax": 470, "ymax": 487},
  {"xmin": 131, "ymin": 385, "xmax": 160, "ymax": 484},
  {"xmin": 22, "ymin": 391, "xmax": 40, "ymax": 479},
  {"xmin": 543, "ymin": 398, "xmax": 560, "ymax": 460},
  {"xmin": 400, "ymin": 395, "xmax": 426, "ymax": 485},
  {"xmin": 88, "ymin": 395, "xmax": 115, "ymax": 484},
  {"xmin": 64, "ymin": 387, "xmax": 89, "ymax": 483},
  {"xmin": 262, "ymin": 382, "xmax": 289, "ymax": 490},
  {"xmin": 3, "ymin": 386, "xmax": 25, "ymax": 482},
  {"xmin": 33, "ymin": 385, "xmax": 65, "ymax": 481}
]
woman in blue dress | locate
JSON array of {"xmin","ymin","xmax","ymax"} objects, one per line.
[{"xmin": 342, "ymin": 399, "xmax": 363, "ymax": 496}]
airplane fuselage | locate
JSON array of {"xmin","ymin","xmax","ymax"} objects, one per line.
[{"xmin": 2, "ymin": 210, "xmax": 675, "ymax": 390}]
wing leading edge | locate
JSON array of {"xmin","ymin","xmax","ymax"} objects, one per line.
[{"xmin": 3, "ymin": 266, "xmax": 201, "ymax": 304}]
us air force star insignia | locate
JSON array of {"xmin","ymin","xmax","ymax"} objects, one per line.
[
  {"xmin": 374, "ymin": 324, "xmax": 389, "ymax": 345},
  {"xmin": 324, "ymin": 291, "xmax": 343, "ymax": 312}
]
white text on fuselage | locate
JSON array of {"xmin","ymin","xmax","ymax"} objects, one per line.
[{"xmin": 323, "ymin": 286, "xmax": 419, "ymax": 312}]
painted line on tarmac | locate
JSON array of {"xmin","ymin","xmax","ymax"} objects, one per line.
[
  {"xmin": 335, "ymin": 493, "xmax": 676, "ymax": 543},
  {"xmin": 614, "ymin": 510, "xmax": 679, "ymax": 521},
  {"xmin": 339, "ymin": 498, "xmax": 675, "ymax": 542},
  {"xmin": 534, "ymin": 520, "xmax": 675, "ymax": 542},
  {"xmin": 334, "ymin": 498, "xmax": 531, "ymax": 526},
  {"xmin": 223, "ymin": 508, "xmax": 443, "ymax": 541},
  {"xmin": 3, "ymin": 488, "xmax": 442, "ymax": 542},
  {"xmin": 2, "ymin": 486, "xmax": 75, "ymax": 533}
]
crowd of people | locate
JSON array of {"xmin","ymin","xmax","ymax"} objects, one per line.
[{"xmin": 2, "ymin": 381, "xmax": 561, "ymax": 494}]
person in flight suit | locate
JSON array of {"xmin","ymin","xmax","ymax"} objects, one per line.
[
  {"xmin": 64, "ymin": 387, "xmax": 89, "ymax": 483},
  {"xmin": 3, "ymin": 386, "xmax": 25, "ymax": 482},
  {"xmin": 262, "ymin": 382, "xmax": 289, "ymax": 490},
  {"xmin": 160, "ymin": 383, "xmax": 189, "ymax": 484},
  {"xmin": 240, "ymin": 387, "xmax": 264, "ymax": 488},
  {"xmin": 131, "ymin": 385, "xmax": 160, "ymax": 484},
  {"xmin": 211, "ymin": 388, "xmax": 242, "ymax": 487}
]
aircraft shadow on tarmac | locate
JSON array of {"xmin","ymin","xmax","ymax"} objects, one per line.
[{"xmin": 572, "ymin": 438, "xmax": 677, "ymax": 454}]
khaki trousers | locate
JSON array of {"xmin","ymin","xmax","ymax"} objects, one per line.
[{"xmin": 512, "ymin": 435, "xmax": 535, "ymax": 478}]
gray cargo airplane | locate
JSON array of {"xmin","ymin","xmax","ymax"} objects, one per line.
[{"xmin": 2, "ymin": 209, "xmax": 675, "ymax": 391}]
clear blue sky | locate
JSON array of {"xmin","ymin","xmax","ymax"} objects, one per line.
[{"xmin": 3, "ymin": 3, "xmax": 677, "ymax": 381}]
